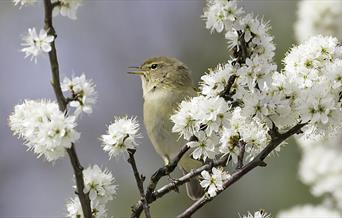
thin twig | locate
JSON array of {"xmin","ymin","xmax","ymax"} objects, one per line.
[
  {"xmin": 43, "ymin": 0, "xmax": 91, "ymax": 217},
  {"xmin": 127, "ymin": 149, "xmax": 151, "ymax": 218},
  {"xmin": 176, "ymin": 123, "xmax": 306, "ymax": 218}
]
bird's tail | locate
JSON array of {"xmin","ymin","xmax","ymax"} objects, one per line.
[
  {"xmin": 184, "ymin": 171, "xmax": 205, "ymax": 200},
  {"xmin": 180, "ymin": 156, "xmax": 204, "ymax": 200}
]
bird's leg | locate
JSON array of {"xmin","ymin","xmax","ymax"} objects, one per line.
[{"xmin": 167, "ymin": 175, "xmax": 180, "ymax": 193}]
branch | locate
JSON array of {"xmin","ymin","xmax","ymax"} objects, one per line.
[
  {"xmin": 131, "ymin": 156, "xmax": 229, "ymax": 217},
  {"xmin": 131, "ymin": 136, "xmax": 196, "ymax": 218},
  {"xmin": 127, "ymin": 149, "xmax": 151, "ymax": 218},
  {"xmin": 154, "ymin": 155, "xmax": 229, "ymax": 199},
  {"xmin": 219, "ymin": 30, "xmax": 248, "ymax": 101},
  {"xmin": 43, "ymin": 0, "xmax": 91, "ymax": 217},
  {"xmin": 177, "ymin": 123, "xmax": 306, "ymax": 218},
  {"xmin": 145, "ymin": 143, "xmax": 191, "ymax": 201}
]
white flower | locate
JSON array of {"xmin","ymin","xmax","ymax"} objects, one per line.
[
  {"xmin": 52, "ymin": 0, "xmax": 82, "ymax": 20},
  {"xmin": 9, "ymin": 100, "xmax": 80, "ymax": 162},
  {"xmin": 277, "ymin": 204, "xmax": 341, "ymax": 218},
  {"xmin": 200, "ymin": 167, "xmax": 230, "ymax": 197},
  {"xmin": 228, "ymin": 108, "xmax": 270, "ymax": 160},
  {"xmin": 187, "ymin": 131, "xmax": 217, "ymax": 161},
  {"xmin": 21, "ymin": 28, "xmax": 54, "ymax": 63},
  {"xmin": 200, "ymin": 62, "xmax": 236, "ymax": 97},
  {"xmin": 101, "ymin": 116, "xmax": 140, "ymax": 158},
  {"xmin": 13, "ymin": 0, "xmax": 37, "ymax": 8},
  {"xmin": 242, "ymin": 210, "xmax": 271, "ymax": 218},
  {"xmin": 83, "ymin": 165, "xmax": 117, "ymax": 205},
  {"xmin": 66, "ymin": 197, "xmax": 106, "ymax": 218},
  {"xmin": 295, "ymin": 0, "xmax": 342, "ymax": 43},
  {"xmin": 171, "ymin": 96, "xmax": 230, "ymax": 140},
  {"xmin": 219, "ymin": 128, "xmax": 240, "ymax": 163},
  {"xmin": 62, "ymin": 74, "xmax": 97, "ymax": 116},
  {"xmin": 202, "ymin": 0, "xmax": 243, "ymax": 33}
]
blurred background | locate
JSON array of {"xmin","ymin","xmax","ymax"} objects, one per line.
[{"xmin": 0, "ymin": 0, "xmax": 320, "ymax": 217}]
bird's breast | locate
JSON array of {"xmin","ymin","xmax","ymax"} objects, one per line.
[{"xmin": 143, "ymin": 88, "xmax": 192, "ymax": 161}]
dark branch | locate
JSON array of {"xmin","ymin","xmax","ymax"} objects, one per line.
[
  {"xmin": 132, "ymin": 156, "xmax": 229, "ymax": 217},
  {"xmin": 144, "ymin": 143, "xmax": 191, "ymax": 201},
  {"xmin": 219, "ymin": 31, "xmax": 248, "ymax": 102},
  {"xmin": 127, "ymin": 149, "xmax": 151, "ymax": 218},
  {"xmin": 43, "ymin": 0, "xmax": 91, "ymax": 217},
  {"xmin": 131, "ymin": 136, "xmax": 197, "ymax": 218},
  {"xmin": 176, "ymin": 123, "xmax": 306, "ymax": 218}
]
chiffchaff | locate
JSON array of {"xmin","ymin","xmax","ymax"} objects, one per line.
[{"xmin": 128, "ymin": 56, "xmax": 204, "ymax": 200}]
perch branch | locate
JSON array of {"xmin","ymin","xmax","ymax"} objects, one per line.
[
  {"xmin": 177, "ymin": 123, "xmax": 306, "ymax": 218},
  {"xmin": 43, "ymin": 0, "xmax": 91, "ymax": 217},
  {"xmin": 131, "ymin": 136, "xmax": 197, "ymax": 218},
  {"xmin": 131, "ymin": 156, "xmax": 229, "ymax": 217}
]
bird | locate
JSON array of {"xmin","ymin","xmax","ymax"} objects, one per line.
[{"xmin": 128, "ymin": 56, "xmax": 204, "ymax": 200}]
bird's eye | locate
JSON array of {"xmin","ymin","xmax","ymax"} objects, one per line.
[{"xmin": 151, "ymin": 64, "xmax": 158, "ymax": 69}]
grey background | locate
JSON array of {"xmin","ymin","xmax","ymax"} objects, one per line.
[{"xmin": 0, "ymin": 0, "xmax": 318, "ymax": 217}]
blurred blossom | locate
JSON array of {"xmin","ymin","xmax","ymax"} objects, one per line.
[
  {"xmin": 297, "ymin": 135, "xmax": 342, "ymax": 210},
  {"xmin": 277, "ymin": 204, "xmax": 341, "ymax": 218},
  {"xmin": 295, "ymin": 0, "xmax": 342, "ymax": 43},
  {"xmin": 12, "ymin": 0, "xmax": 37, "ymax": 8},
  {"xmin": 52, "ymin": 0, "xmax": 82, "ymax": 20}
]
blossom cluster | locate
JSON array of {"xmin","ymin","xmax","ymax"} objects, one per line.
[
  {"xmin": 295, "ymin": 0, "xmax": 342, "ymax": 43},
  {"xmin": 101, "ymin": 116, "xmax": 140, "ymax": 159},
  {"xmin": 66, "ymin": 165, "xmax": 117, "ymax": 218},
  {"xmin": 172, "ymin": 0, "xmax": 277, "ymax": 166},
  {"xmin": 9, "ymin": 100, "xmax": 80, "ymax": 161},
  {"xmin": 171, "ymin": 0, "xmax": 342, "ymax": 200},
  {"xmin": 278, "ymin": 3, "xmax": 342, "ymax": 216},
  {"xmin": 62, "ymin": 74, "xmax": 97, "ymax": 116},
  {"xmin": 280, "ymin": 35, "xmax": 342, "ymax": 136}
]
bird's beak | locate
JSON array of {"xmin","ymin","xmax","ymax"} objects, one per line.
[{"xmin": 127, "ymin": 66, "xmax": 145, "ymax": 75}]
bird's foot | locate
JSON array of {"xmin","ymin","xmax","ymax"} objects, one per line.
[{"xmin": 168, "ymin": 175, "xmax": 180, "ymax": 193}]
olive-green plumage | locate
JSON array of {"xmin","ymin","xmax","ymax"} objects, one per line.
[{"xmin": 129, "ymin": 56, "xmax": 204, "ymax": 200}]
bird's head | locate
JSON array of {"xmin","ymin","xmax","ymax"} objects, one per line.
[{"xmin": 128, "ymin": 56, "xmax": 193, "ymax": 96}]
